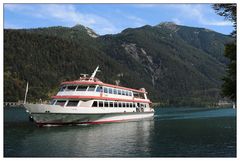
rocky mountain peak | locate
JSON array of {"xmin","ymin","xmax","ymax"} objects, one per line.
[
  {"xmin": 72, "ymin": 24, "xmax": 98, "ymax": 38},
  {"xmin": 155, "ymin": 22, "xmax": 179, "ymax": 31},
  {"xmin": 71, "ymin": 24, "xmax": 86, "ymax": 30},
  {"xmin": 158, "ymin": 22, "xmax": 177, "ymax": 26}
]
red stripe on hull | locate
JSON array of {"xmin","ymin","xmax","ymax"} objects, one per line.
[
  {"xmin": 81, "ymin": 119, "xmax": 128, "ymax": 124},
  {"xmin": 36, "ymin": 118, "xmax": 143, "ymax": 126}
]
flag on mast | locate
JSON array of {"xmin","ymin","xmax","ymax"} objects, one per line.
[{"xmin": 24, "ymin": 82, "xmax": 29, "ymax": 104}]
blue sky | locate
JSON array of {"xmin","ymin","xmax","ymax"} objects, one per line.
[{"xmin": 4, "ymin": 4, "xmax": 234, "ymax": 35}]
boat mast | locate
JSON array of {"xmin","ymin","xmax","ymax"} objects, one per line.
[
  {"xmin": 24, "ymin": 82, "xmax": 29, "ymax": 104},
  {"xmin": 89, "ymin": 66, "xmax": 100, "ymax": 81}
]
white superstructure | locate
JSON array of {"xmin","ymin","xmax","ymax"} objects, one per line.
[{"xmin": 24, "ymin": 67, "xmax": 154, "ymax": 126}]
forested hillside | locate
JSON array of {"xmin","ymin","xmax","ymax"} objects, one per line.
[{"xmin": 4, "ymin": 22, "xmax": 234, "ymax": 106}]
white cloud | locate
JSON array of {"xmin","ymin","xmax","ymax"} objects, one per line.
[
  {"xmin": 169, "ymin": 4, "xmax": 232, "ymax": 27},
  {"xmin": 4, "ymin": 22, "xmax": 22, "ymax": 29},
  {"xmin": 5, "ymin": 4, "xmax": 31, "ymax": 11},
  {"xmin": 171, "ymin": 18, "xmax": 182, "ymax": 25},
  {"xmin": 4, "ymin": 4, "xmax": 119, "ymax": 35},
  {"xmin": 126, "ymin": 15, "xmax": 146, "ymax": 27},
  {"xmin": 5, "ymin": 4, "xmax": 231, "ymax": 35},
  {"xmin": 113, "ymin": 8, "xmax": 146, "ymax": 28},
  {"xmin": 206, "ymin": 21, "xmax": 232, "ymax": 26}
]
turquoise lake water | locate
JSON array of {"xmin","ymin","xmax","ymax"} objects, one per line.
[{"xmin": 4, "ymin": 107, "xmax": 236, "ymax": 157}]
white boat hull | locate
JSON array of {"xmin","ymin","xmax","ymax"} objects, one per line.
[{"xmin": 24, "ymin": 104, "xmax": 154, "ymax": 126}]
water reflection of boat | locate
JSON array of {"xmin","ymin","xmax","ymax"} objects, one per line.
[{"xmin": 17, "ymin": 120, "xmax": 153, "ymax": 157}]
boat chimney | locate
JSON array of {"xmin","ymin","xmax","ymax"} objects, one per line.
[{"xmin": 79, "ymin": 74, "xmax": 88, "ymax": 80}]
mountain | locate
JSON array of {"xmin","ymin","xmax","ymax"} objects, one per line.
[{"xmin": 4, "ymin": 22, "xmax": 234, "ymax": 106}]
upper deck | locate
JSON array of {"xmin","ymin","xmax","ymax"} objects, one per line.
[
  {"xmin": 61, "ymin": 79, "xmax": 147, "ymax": 93},
  {"xmin": 52, "ymin": 66, "xmax": 151, "ymax": 103}
]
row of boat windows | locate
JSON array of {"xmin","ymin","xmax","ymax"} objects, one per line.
[
  {"xmin": 59, "ymin": 85, "xmax": 135, "ymax": 97},
  {"xmin": 92, "ymin": 101, "xmax": 147, "ymax": 108},
  {"xmin": 53, "ymin": 100, "xmax": 147, "ymax": 108}
]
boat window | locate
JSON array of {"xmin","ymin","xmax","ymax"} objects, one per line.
[
  {"xmin": 122, "ymin": 102, "xmax": 126, "ymax": 107},
  {"xmin": 133, "ymin": 92, "xmax": 140, "ymax": 98},
  {"xmin": 118, "ymin": 102, "xmax": 122, "ymax": 107},
  {"xmin": 109, "ymin": 88, "xmax": 113, "ymax": 94},
  {"xmin": 126, "ymin": 103, "xmax": 129, "ymax": 107},
  {"xmin": 99, "ymin": 101, "xmax": 103, "ymax": 107},
  {"xmin": 133, "ymin": 103, "xmax": 136, "ymax": 107},
  {"xmin": 129, "ymin": 91, "xmax": 132, "ymax": 96},
  {"xmin": 77, "ymin": 85, "xmax": 88, "ymax": 91},
  {"xmin": 118, "ymin": 89, "xmax": 121, "ymax": 95},
  {"xmin": 87, "ymin": 86, "xmax": 96, "ymax": 91},
  {"xmin": 50, "ymin": 100, "xmax": 56, "ymax": 105},
  {"xmin": 92, "ymin": 101, "xmax": 98, "ymax": 107},
  {"xmin": 113, "ymin": 89, "xmax": 117, "ymax": 94},
  {"xmin": 55, "ymin": 100, "xmax": 66, "ymax": 106},
  {"xmin": 66, "ymin": 100, "xmax": 79, "ymax": 106},
  {"xmin": 114, "ymin": 102, "xmax": 118, "ymax": 107},
  {"xmin": 130, "ymin": 103, "xmax": 133, "ymax": 108},
  {"xmin": 59, "ymin": 86, "xmax": 66, "ymax": 92},
  {"xmin": 65, "ymin": 85, "xmax": 77, "ymax": 91},
  {"xmin": 109, "ymin": 102, "xmax": 113, "ymax": 107},
  {"xmin": 104, "ymin": 101, "xmax": 109, "ymax": 107},
  {"xmin": 104, "ymin": 87, "xmax": 108, "ymax": 93},
  {"xmin": 122, "ymin": 90, "xmax": 125, "ymax": 95},
  {"xmin": 96, "ymin": 86, "xmax": 102, "ymax": 92}
]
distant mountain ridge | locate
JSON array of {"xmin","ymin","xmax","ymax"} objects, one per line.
[{"xmin": 4, "ymin": 22, "xmax": 234, "ymax": 106}]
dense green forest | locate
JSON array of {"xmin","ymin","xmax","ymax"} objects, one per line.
[{"xmin": 4, "ymin": 22, "xmax": 234, "ymax": 106}]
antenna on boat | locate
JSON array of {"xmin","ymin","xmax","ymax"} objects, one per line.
[
  {"xmin": 90, "ymin": 66, "xmax": 100, "ymax": 80},
  {"xmin": 24, "ymin": 82, "xmax": 29, "ymax": 104}
]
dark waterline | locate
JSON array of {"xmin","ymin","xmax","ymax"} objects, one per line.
[{"xmin": 4, "ymin": 107, "xmax": 236, "ymax": 157}]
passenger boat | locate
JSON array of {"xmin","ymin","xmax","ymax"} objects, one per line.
[{"xmin": 24, "ymin": 66, "xmax": 154, "ymax": 126}]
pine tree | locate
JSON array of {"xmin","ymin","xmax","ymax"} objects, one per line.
[{"xmin": 213, "ymin": 4, "xmax": 236, "ymax": 101}]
